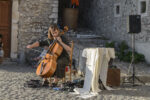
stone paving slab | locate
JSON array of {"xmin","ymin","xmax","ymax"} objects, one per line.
[{"xmin": 1, "ymin": 63, "xmax": 150, "ymax": 100}]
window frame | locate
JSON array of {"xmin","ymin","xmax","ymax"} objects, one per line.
[
  {"xmin": 138, "ymin": 0, "xmax": 149, "ymax": 17},
  {"xmin": 114, "ymin": 3, "xmax": 121, "ymax": 17}
]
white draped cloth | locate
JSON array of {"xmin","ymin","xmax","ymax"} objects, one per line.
[{"xmin": 74, "ymin": 48, "xmax": 115, "ymax": 95}]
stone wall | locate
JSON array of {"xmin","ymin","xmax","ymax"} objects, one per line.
[
  {"xmin": 79, "ymin": 0, "xmax": 138, "ymax": 42},
  {"xmin": 79, "ymin": 0, "xmax": 150, "ymax": 63},
  {"xmin": 79, "ymin": 0, "xmax": 150, "ymax": 42},
  {"xmin": 18, "ymin": 0, "xmax": 58, "ymax": 63}
]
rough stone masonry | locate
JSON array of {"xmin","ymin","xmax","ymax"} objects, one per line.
[
  {"xmin": 17, "ymin": 0, "xmax": 58, "ymax": 62},
  {"xmin": 78, "ymin": 0, "xmax": 150, "ymax": 63}
]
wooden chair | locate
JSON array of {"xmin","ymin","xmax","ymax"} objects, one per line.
[{"xmin": 64, "ymin": 41, "xmax": 74, "ymax": 82}]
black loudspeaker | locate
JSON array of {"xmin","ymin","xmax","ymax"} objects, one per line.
[{"xmin": 128, "ymin": 15, "xmax": 141, "ymax": 33}]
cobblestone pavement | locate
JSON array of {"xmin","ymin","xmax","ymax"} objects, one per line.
[{"xmin": 1, "ymin": 63, "xmax": 150, "ymax": 100}]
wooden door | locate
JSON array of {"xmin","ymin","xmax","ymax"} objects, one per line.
[{"xmin": 0, "ymin": 0, "xmax": 11, "ymax": 57}]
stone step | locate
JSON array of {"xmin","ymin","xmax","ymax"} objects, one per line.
[
  {"xmin": 121, "ymin": 75, "xmax": 150, "ymax": 84},
  {"xmin": 0, "ymin": 58, "xmax": 18, "ymax": 65},
  {"xmin": 94, "ymin": 89, "xmax": 150, "ymax": 100}
]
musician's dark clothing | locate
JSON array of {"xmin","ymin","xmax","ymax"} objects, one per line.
[{"xmin": 39, "ymin": 35, "xmax": 70, "ymax": 78}]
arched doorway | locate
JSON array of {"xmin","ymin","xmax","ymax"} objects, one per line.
[{"xmin": 0, "ymin": 0, "xmax": 11, "ymax": 57}]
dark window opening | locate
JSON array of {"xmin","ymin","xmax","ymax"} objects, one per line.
[
  {"xmin": 140, "ymin": 1, "xmax": 146, "ymax": 13},
  {"xmin": 116, "ymin": 5, "xmax": 120, "ymax": 14}
]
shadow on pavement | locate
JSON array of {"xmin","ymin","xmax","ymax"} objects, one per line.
[{"xmin": 0, "ymin": 63, "xmax": 35, "ymax": 73}]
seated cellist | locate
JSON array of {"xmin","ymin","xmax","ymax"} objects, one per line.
[{"xmin": 26, "ymin": 24, "xmax": 71, "ymax": 86}]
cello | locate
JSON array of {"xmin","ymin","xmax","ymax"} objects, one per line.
[{"xmin": 36, "ymin": 26, "xmax": 68, "ymax": 78}]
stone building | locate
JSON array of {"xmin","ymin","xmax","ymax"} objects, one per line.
[
  {"xmin": 0, "ymin": 0, "xmax": 58, "ymax": 62},
  {"xmin": 1, "ymin": 0, "xmax": 150, "ymax": 63},
  {"xmin": 79, "ymin": 0, "xmax": 150, "ymax": 63}
]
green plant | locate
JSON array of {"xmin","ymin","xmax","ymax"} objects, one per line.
[
  {"xmin": 105, "ymin": 41, "xmax": 115, "ymax": 48},
  {"xmin": 118, "ymin": 41, "xmax": 129, "ymax": 52},
  {"xmin": 117, "ymin": 41, "xmax": 145, "ymax": 63},
  {"xmin": 134, "ymin": 52, "xmax": 145, "ymax": 63}
]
